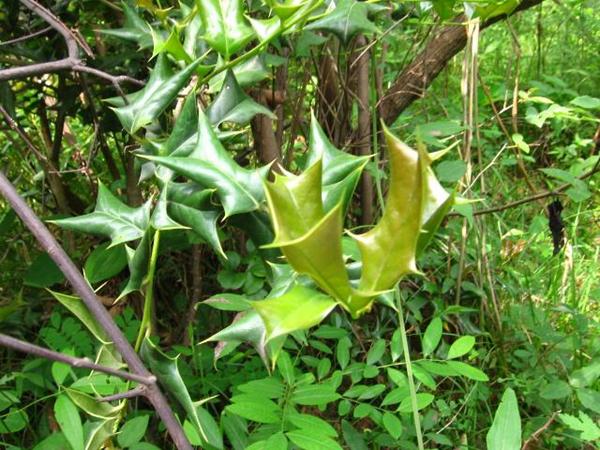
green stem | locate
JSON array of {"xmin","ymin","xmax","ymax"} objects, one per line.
[
  {"xmin": 134, "ymin": 229, "xmax": 161, "ymax": 352},
  {"xmin": 395, "ymin": 285, "xmax": 424, "ymax": 450}
]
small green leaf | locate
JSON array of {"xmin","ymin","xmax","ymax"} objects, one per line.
[
  {"xmin": 49, "ymin": 291, "xmax": 110, "ymax": 344},
  {"xmin": 286, "ymin": 429, "xmax": 343, "ymax": 450},
  {"xmin": 560, "ymin": 412, "xmax": 600, "ymax": 441},
  {"xmin": 288, "ymin": 412, "xmax": 338, "ymax": 437},
  {"xmin": 569, "ymin": 361, "xmax": 600, "ymax": 388},
  {"xmin": 366, "ymin": 339, "xmax": 386, "ymax": 365},
  {"xmin": 65, "ymin": 388, "xmax": 123, "ymax": 419},
  {"xmin": 397, "ymin": 393, "xmax": 434, "ymax": 414},
  {"xmin": 382, "ymin": 412, "xmax": 403, "ymax": 439},
  {"xmin": 447, "ymin": 335, "xmax": 475, "ymax": 359},
  {"xmin": 118, "ymin": 415, "xmax": 149, "ymax": 448},
  {"xmin": 570, "ymin": 95, "xmax": 600, "ymax": 109},
  {"xmin": 577, "ymin": 388, "xmax": 600, "ymax": 414},
  {"xmin": 539, "ymin": 380, "xmax": 572, "ymax": 400},
  {"xmin": 422, "ymin": 317, "xmax": 443, "ymax": 356},
  {"xmin": 24, "ymin": 253, "xmax": 64, "ymax": 288},
  {"xmin": 54, "ymin": 394, "xmax": 84, "ymax": 450},
  {"xmin": 341, "ymin": 420, "xmax": 368, "ymax": 450},
  {"xmin": 435, "ymin": 159, "xmax": 467, "ymax": 182},
  {"xmin": 446, "ymin": 361, "xmax": 489, "ymax": 381},
  {"xmin": 85, "ymin": 419, "xmax": 116, "ymax": 450},
  {"xmin": 486, "ymin": 388, "xmax": 521, "ymax": 450},
  {"xmin": 226, "ymin": 397, "xmax": 281, "ymax": 423},
  {"xmin": 291, "ymin": 383, "xmax": 340, "ymax": 406}
]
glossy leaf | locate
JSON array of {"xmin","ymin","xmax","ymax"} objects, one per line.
[
  {"xmin": 350, "ymin": 127, "xmax": 425, "ymax": 294},
  {"xmin": 422, "ymin": 317, "xmax": 443, "ymax": 356},
  {"xmin": 118, "ymin": 415, "xmax": 149, "ymax": 448},
  {"xmin": 142, "ymin": 110, "xmax": 270, "ymax": 217},
  {"xmin": 286, "ymin": 429, "xmax": 343, "ymax": 450},
  {"xmin": 54, "ymin": 394, "xmax": 84, "ymax": 450},
  {"xmin": 252, "ymin": 284, "xmax": 336, "ymax": 342},
  {"xmin": 111, "ymin": 55, "xmax": 202, "ymax": 133},
  {"xmin": 486, "ymin": 388, "xmax": 521, "ymax": 450},
  {"xmin": 101, "ymin": 3, "xmax": 152, "ymax": 48},
  {"xmin": 150, "ymin": 186, "xmax": 187, "ymax": 231},
  {"xmin": 119, "ymin": 230, "xmax": 151, "ymax": 300},
  {"xmin": 65, "ymin": 388, "xmax": 123, "ymax": 419},
  {"xmin": 49, "ymin": 291, "xmax": 110, "ymax": 344},
  {"xmin": 382, "ymin": 412, "xmax": 403, "ymax": 439},
  {"xmin": 50, "ymin": 183, "xmax": 151, "ymax": 247},
  {"xmin": 447, "ymin": 335, "xmax": 475, "ymax": 359},
  {"xmin": 305, "ymin": 0, "xmax": 378, "ymax": 44},
  {"xmin": 264, "ymin": 161, "xmax": 352, "ymax": 303},
  {"xmin": 207, "ymin": 70, "xmax": 275, "ymax": 126},
  {"xmin": 198, "ymin": 0, "xmax": 254, "ymax": 59},
  {"xmin": 140, "ymin": 338, "xmax": 209, "ymax": 441},
  {"xmin": 85, "ymin": 419, "xmax": 116, "ymax": 450}
]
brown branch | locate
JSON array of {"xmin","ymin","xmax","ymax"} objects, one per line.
[
  {"xmin": 0, "ymin": 0, "xmax": 142, "ymax": 91},
  {"xmin": 0, "ymin": 171, "xmax": 192, "ymax": 450},
  {"xmin": 99, "ymin": 386, "xmax": 147, "ymax": 402},
  {"xmin": 0, "ymin": 26, "xmax": 52, "ymax": 46},
  {"xmin": 380, "ymin": 0, "xmax": 546, "ymax": 124},
  {"xmin": 0, "ymin": 333, "xmax": 154, "ymax": 385},
  {"xmin": 521, "ymin": 411, "xmax": 560, "ymax": 450}
]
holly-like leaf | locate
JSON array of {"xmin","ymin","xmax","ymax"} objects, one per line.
[
  {"xmin": 101, "ymin": 3, "xmax": 153, "ymax": 49},
  {"xmin": 141, "ymin": 110, "xmax": 270, "ymax": 217},
  {"xmin": 150, "ymin": 186, "xmax": 187, "ymax": 231},
  {"xmin": 50, "ymin": 184, "xmax": 151, "ymax": 247},
  {"xmin": 305, "ymin": 0, "xmax": 379, "ymax": 44},
  {"xmin": 264, "ymin": 160, "xmax": 352, "ymax": 303},
  {"xmin": 140, "ymin": 338, "xmax": 209, "ymax": 442},
  {"xmin": 248, "ymin": 16, "xmax": 282, "ymax": 42},
  {"xmin": 252, "ymin": 284, "xmax": 336, "ymax": 343},
  {"xmin": 111, "ymin": 55, "xmax": 202, "ymax": 133},
  {"xmin": 118, "ymin": 230, "xmax": 151, "ymax": 300},
  {"xmin": 198, "ymin": 0, "xmax": 255, "ymax": 59},
  {"xmin": 350, "ymin": 126, "xmax": 425, "ymax": 294},
  {"xmin": 305, "ymin": 112, "xmax": 369, "ymax": 213},
  {"xmin": 207, "ymin": 55, "xmax": 270, "ymax": 93},
  {"xmin": 151, "ymin": 28, "xmax": 192, "ymax": 63},
  {"xmin": 266, "ymin": 0, "xmax": 309, "ymax": 20},
  {"xmin": 207, "ymin": 70, "xmax": 275, "ymax": 126}
]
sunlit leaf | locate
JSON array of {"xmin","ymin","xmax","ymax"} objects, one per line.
[{"xmin": 486, "ymin": 388, "xmax": 521, "ymax": 450}]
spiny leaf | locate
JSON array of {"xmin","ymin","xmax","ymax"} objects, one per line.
[
  {"xmin": 142, "ymin": 110, "xmax": 270, "ymax": 217},
  {"xmin": 252, "ymin": 284, "xmax": 336, "ymax": 342},
  {"xmin": 101, "ymin": 2, "xmax": 152, "ymax": 49},
  {"xmin": 198, "ymin": 0, "xmax": 255, "ymax": 59},
  {"xmin": 50, "ymin": 183, "xmax": 151, "ymax": 247},
  {"xmin": 111, "ymin": 55, "xmax": 202, "ymax": 133},
  {"xmin": 206, "ymin": 70, "xmax": 275, "ymax": 126},
  {"xmin": 140, "ymin": 338, "xmax": 209, "ymax": 442},
  {"xmin": 305, "ymin": 0, "xmax": 379, "ymax": 44}
]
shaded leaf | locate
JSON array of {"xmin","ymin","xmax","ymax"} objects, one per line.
[{"xmin": 305, "ymin": 0, "xmax": 378, "ymax": 44}]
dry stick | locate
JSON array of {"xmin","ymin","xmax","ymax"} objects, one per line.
[
  {"xmin": 0, "ymin": 333, "xmax": 154, "ymax": 385},
  {"xmin": 0, "ymin": 171, "xmax": 192, "ymax": 450},
  {"xmin": 99, "ymin": 386, "xmax": 147, "ymax": 403},
  {"xmin": 521, "ymin": 411, "xmax": 560, "ymax": 450},
  {"xmin": 0, "ymin": 26, "xmax": 52, "ymax": 46}
]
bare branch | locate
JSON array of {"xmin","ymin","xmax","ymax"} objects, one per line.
[
  {"xmin": 0, "ymin": 333, "xmax": 155, "ymax": 385},
  {"xmin": 99, "ymin": 386, "xmax": 147, "ymax": 402},
  {"xmin": 0, "ymin": 26, "xmax": 52, "ymax": 47}
]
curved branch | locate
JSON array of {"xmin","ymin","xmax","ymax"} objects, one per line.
[{"xmin": 380, "ymin": 0, "xmax": 545, "ymax": 124}]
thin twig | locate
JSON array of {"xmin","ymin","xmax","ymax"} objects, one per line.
[
  {"xmin": 99, "ymin": 386, "xmax": 147, "ymax": 402},
  {"xmin": 521, "ymin": 411, "xmax": 560, "ymax": 450},
  {"xmin": 0, "ymin": 26, "xmax": 52, "ymax": 46},
  {"xmin": 0, "ymin": 333, "xmax": 154, "ymax": 385}
]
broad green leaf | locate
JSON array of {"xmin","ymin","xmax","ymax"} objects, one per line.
[
  {"xmin": 570, "ymin": 95, "xmax": 600, "ymax": 109},
  {"xmin": 204, "ymin": 293, "xmax": 252, "ymax": 312},
  {"xmin": 65, "ymin": 388, "xmax": 123, "ymax": 419},
  {"xmin": 291, "ymin": 383, "xmax": 340, "ymax": 405},
  {"xmin": 32, "ymin": 433, "xmax": 69, "ymax": 450},
  {"xmin": 140, "ymin": 338, "xmax": 209, "ymax": 441},
  {"xmin": 54, "ymin": 394, "xmax": 84, "ymax": 450},
  {"xmin": 248, "ymin": 16, "xmax": 282, "ymax": 42},
  {"xmin": 84, "ymin": 243, "xmax": 128, "ymax": 284},
  {"xmin": 183, "ymin": 407, "xmax": 224, "ymax": 449},
  {"xmin": 142, "ymin": 110, "xmax": 270, "ymax": 217},
  {"xmin": 207, "ymin": 55, "xmax": 270, "ymax": 92},
  {"xmin": 222, "ymin": 413, "xmax": 248, "ymax": 450},
  {"xmin": 117, "ymin": 415, "xmax": 149, "ymax": 448},
  {"xmin": 366, "ymin": 339, "xmax": 386, "ymax": 365},
  {"xmin": 266, "ymin": 0, "xmax": 308, "ymax": 20},
  {"xmin": 446, "ymin": 361, "xmax": 489, "ymax": 381},
  {"xmin": 305, "ymin": 0, "xmax": 378, "ymax": 44},
  {"xmin": 447, "ymin": 335, "xmax": 475, "ymax": 359},
  {"xmin": 198, "ymin": 0, "xmax": 255, "ymax": 59},
  {"xmin": 486, "ymin": 388, "xmax": 521, "ymax": 450},
  {"xmin": 435, "ymin": 159, "xmax": 466, "ymax": 182},
  {"xmin": 151, "ymin": 28, "xmax": 191, "ymax": 63},
  {"xmin": 226, "ymin": 396, "xmax": 281, "ymax": 423},
  {"xmin": 206, "ymin": 70, "xmax": 275, "ymax": 126},
  {"xmin": 24, "ymin": 253, "xmax": 64, "ymax": 288},
  {"xmin": 560, "ymin": 412, "xmax": 600, "ymax": 441},
  {"xmin": 49, "ymin": 291, "xmax": 110, "ymax": 344},
  {"xmin": 397, "ymin": 393, "xmax": 434, "ymax": 413},
  {"xmin": 286, "ymin": 429, "xmax": 343, "ymax": 450},
  {"xmin": 422, "ymin": 317, "xmax": 443, "ymax": 356},
  {"xmin": 150, "ymin": 186, "xmax": 186, "ymax": 231},
  {"xmin": 382, "ymin": 412, "xmax": 403, "ymax": 439},
  {"xmin": 238, "ymin": 377, "xmax": 285, "ymax": 399},
  {"xmin": 569, "ymin": 361, "xmax": 600, "ymax": 388},
  {"xmin": 50, "ymin": 183, "xmax": 151, "ymax": 247},
  {"xmin": 432, "ymin": 0, "xmax": 456, "ymax": 20},
  {"xmin": 111, "ymin": 55, "xmax": 202, "ymax": 133},
  {"xmin": 252, "ymin": 284, "xmax": 336, "ymax": 343}
]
